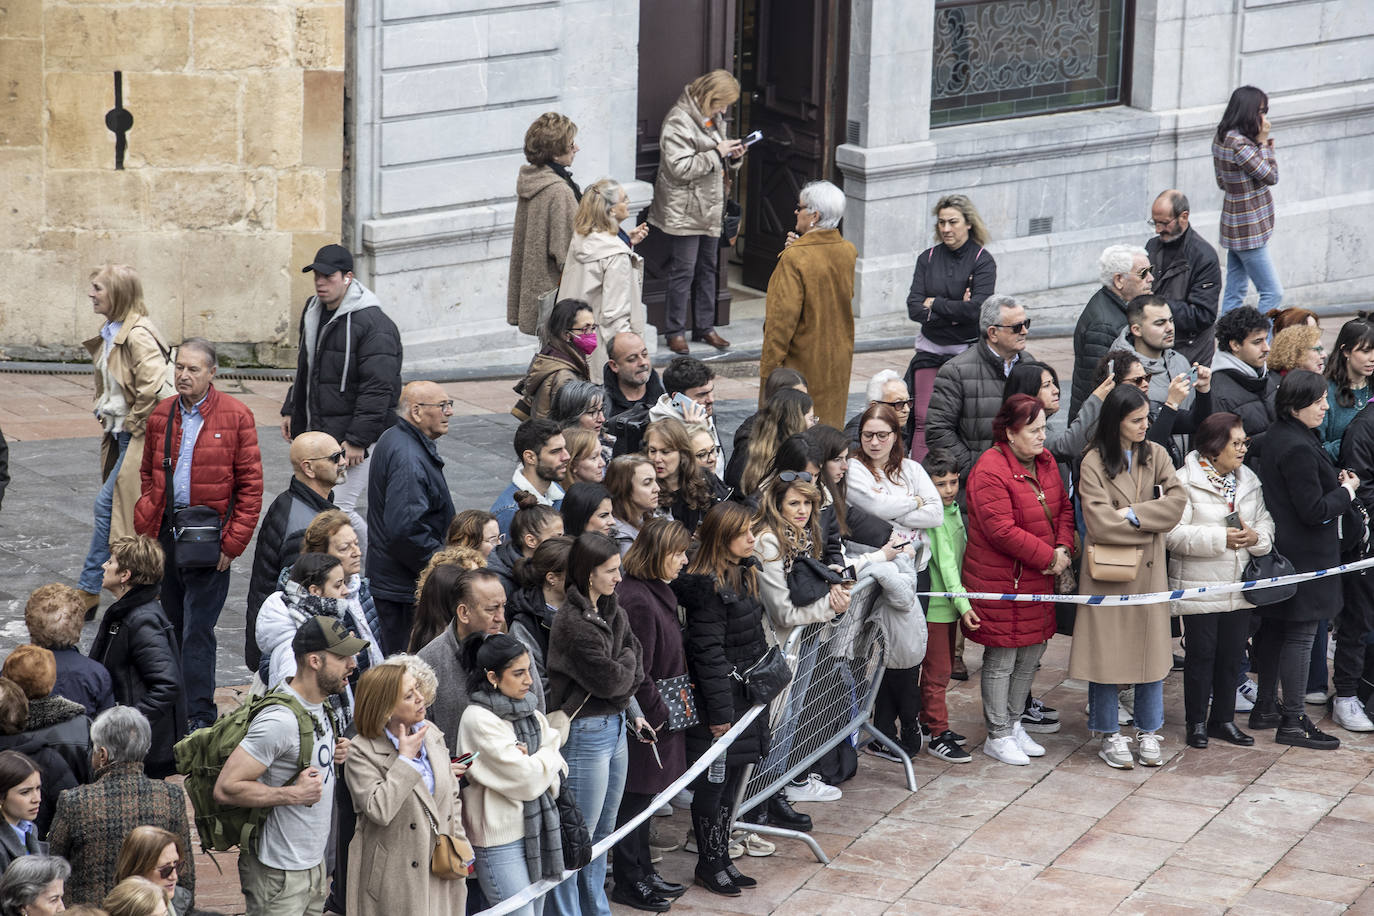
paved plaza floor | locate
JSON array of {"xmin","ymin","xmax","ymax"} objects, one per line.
[{"xmin": 2, "ymin": 326, "xmax": 1371, "ymax": 914}]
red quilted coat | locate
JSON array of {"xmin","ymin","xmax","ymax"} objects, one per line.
[
  {"xmin": 135, "ymin": 385, "xmax": 264, "ymax": 558},
  {"xmin": 961, "ymin": 443, "xmax": 1075, "ymax": 648}
]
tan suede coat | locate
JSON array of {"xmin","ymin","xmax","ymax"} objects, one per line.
[{"xmin": 759, "ymin": 228, "xmax": 857, "ymax": 428}]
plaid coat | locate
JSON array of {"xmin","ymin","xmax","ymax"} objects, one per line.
[
  {"xmin": 47, "ymin": 761, "xmax": 195, "ymax": 907},
  {"xmin": 1212, "ymin": 129, "xmax": 1278, "ymax": 251}
]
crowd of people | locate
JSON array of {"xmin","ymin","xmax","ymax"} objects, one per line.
[{"xmin": 0, "ymin": 75, "xmax": 1360, "ymax": 916}]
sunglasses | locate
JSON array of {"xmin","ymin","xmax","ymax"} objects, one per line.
[
  {"xmin": 1135, "ymin": 266, "xmax": 1154, "ymax": 280},
  {"xmin": 778, "ymin": 471, "xmax": 813, "ymax": 483},
  {"xmin": 157, "ymin": 860, "xmax": 182, "ymax": 880},
  {"xmin": 992, "ymin": 319, "xmax": 1032, "ymax": 334},
  {"xmin": 307, "ymin": 449, "xmax": 346, "ymax": 464},
  {"xmin": 878, "ymin": 398, "xmax": 914, "ymax": 409}
]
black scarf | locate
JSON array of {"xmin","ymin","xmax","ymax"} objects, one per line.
[{"xmin": 548, "ymin": 162, "xmax": 582, "ymax": 202}]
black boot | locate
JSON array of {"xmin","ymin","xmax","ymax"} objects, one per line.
[
  {"xmin": 719, "ymin": 806, "xmax": 758, "ymax": 888},
  {"xmin": 766, "ymin": 791, "xmax": 812, "ymax": 832},
  {"xmin": 691, "ymin": 813, "xmax": 740, "ymax": 897},
  {"xmin": 1248, "ymin": 700, "xmax": 1282, "ymax": 730},
  {"xmin": 1275, "ymin": 713, "xmax": 1340, "ymax": 750},
  {"xmin": 1186, "ymin": 722, "xmax": 1208, "ymax": 748}
]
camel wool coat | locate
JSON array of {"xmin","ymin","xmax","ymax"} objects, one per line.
[
  {"xmin": 759, "ymin": 228, "xmax": 857, "ymax": 428},
  {"xmin": 1069, "ymin": 442, "xmax": 1187, "ymax": 685},
  {"xmin": 82, "ymin": 315, "xmax": 173, "ymax": 544},
  {"xmin": 344, "ymin": 723, "xmax": 468, "ymax": 916}
]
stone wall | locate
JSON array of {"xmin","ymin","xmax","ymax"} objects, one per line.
[{"xmin": 0, "ymin": 0, "xmax": 345, "ymax": 364}]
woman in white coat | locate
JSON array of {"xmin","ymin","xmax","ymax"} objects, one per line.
[
  {"xmin": 560, "ymin": 179, "xmax": 647, "ymax": 377},
  {"xmin": 1166, "ymin": 412, "xmax": 1274, "ymax": 749}
]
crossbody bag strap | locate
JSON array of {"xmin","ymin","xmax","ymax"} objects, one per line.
[{"xmin": 162, "ymin": 407, "xmax": 178, "ymax": 528}]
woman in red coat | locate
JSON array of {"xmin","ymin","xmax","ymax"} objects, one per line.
[{"xmin": 963, "ymin": 394, "xmax": 1075, "ymax": 767}]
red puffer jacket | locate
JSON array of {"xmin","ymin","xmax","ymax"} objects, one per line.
[
  {"xmin": 135, "ymin": 385, "xmax": 264, "ymax": 558},
  {"xmin": 962, "ymin": 443, "xmax": 1075, "ymax": 648}
]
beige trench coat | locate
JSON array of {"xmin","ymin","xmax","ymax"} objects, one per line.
[
  {"xmin": 82, "ymin": 315, "xmax": 172, "ymax": 544},
  {"xmin": 559, "ymin": 230, "xmax": 645, "ymax": 378},
  {"xmin": 345, "ymin": 724, "xmax": 468, "ymax": 916},
  {"xmin": 1069, "ymin": 442, "xmax": 1187, "ymax": 685}
]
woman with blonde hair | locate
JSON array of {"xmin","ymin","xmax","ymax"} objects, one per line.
[
  {"xmin": 113, "ymin": 826, "xmax": 184, "ymax": 916},
  {"xmin": 78, "ymin": 263, "xmax": 174, "ymax": 612},
  {"xmin": 101, "ymin": 878, "xmax": 166, "ymax": 916},
  {"xmin": 1267, "ymin": 324, "xmax": 1325, "ymax": 376},
  {"xmin": 345, "ymin": 658, "xmax": 468, "ymax": 916},
  {"xmin": 561, "ymin": 427, "xmax": 607, "ymax": 487},
  {"xmin": 647, "ymin": 69, "xmax": 747, "ymax": 355},
  {"xmin": 508, "ymin": 112, "xmax": 580, "ymax": 337},
  {"xmin": 560, "ymin": 178, "xmax": 648, "ymax": 375}
]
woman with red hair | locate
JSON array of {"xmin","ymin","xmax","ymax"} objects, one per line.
[{"xmin": 962, "ymin": 394, "xmax": 1075, "ymax": 766}]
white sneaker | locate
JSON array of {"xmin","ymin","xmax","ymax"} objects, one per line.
[
  {"xmin": 783, "ymin": 773, "xmax": 842, "ymax": 803},
  {"xmin": 983, "ymin": 735, "xmax": 1030, "ymax": 766},
  {"xmin": 1333, "ymin": 695, "xmax": 1374, "ymax": 732},
  {"xmin": 1012, "ymin": 721, "xmax": 1045, "ymax": 757},
  {"xmin": 670, "ymin": 789, "xmax": 694, "ymax": 809},
  {"xmin": 1234, "ymin": 680, "xmax": 1257, "ymax": 712},
  {"xmin": 1306, "ymin": 689, "xmax": 1334, "ymax": 705},
  {"xmin": 1099, "ymin": 733, "xmax": 1135, "ymax": 769},
  {"xmin": 1135, "ymin": 731, "xmax": 1164, "ymax": 767},
  {"xmin": 654, "ymin": 802, "xmax": 673, "ymax": 817},
  {"xmin": 732, "ymin": 830, "xmax": 776, "ymax": 857},
  {"xmin": 1118, "ymin": 686, "xmax": 1135, "ymax": 726}
]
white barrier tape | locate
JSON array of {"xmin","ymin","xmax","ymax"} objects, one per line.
[
  {"xmin": 916, "ymin": 554, "xmax": 1374, "ymax": 606},
  {"xmin": 476, "ymin": 702, "xmax": 767, "ymax": 916}
]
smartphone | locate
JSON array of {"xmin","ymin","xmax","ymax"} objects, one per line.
[
  {"xmin": 1153, "ymin": 484, "xmax": 1165, "ymax": 500},
  {"xmin": 1187, "ymin": 365, "xmax": 1199, "ymax": 383},
  {"xmin": 1223, "ymin": 511, "xmax": 1243, "ymax": 529},
  {"xmin": 743, "ymin": 129, "xmax": 763, "ymax": 147},
  {"xmin": 840, "ymin": 564, "xmax": 858, "ymax": 585},
  {"xmin": 451, "ymin": 751, "xmax": 479, "ymax": 766},
  {"xmin": 890, "ymin": 539, "xmax": 912, "ymax": 551},
  {"xmin": 671, "ymin": 392, "xmax": 696, "ymax": 415}
]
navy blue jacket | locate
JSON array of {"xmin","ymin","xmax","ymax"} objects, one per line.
[{"xmin": 366, "ymin": 418, "xmax": 455, "ymax": 602}]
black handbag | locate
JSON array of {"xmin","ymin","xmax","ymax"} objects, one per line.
[
  {"xmin": 786, "ymin": 555, "xmax": 844, "ymax": 606},
  {"xmin": 162, "ymin": 409, "xmax": 231, "ymax": 569},
  {"xmin": 1242, "ymin": 551, "xmax": 1298, "ymax": 606},
  {"xmin": 733, "ymin": 646, "xmax": 793, "ymax": 706},
  {"xmin": 555, "ymin": 783, "xmax": 593, "ymax": 870},
  {"xmin": 653, "ymin": 674, "xmax": 700, "ymax": 732},
  {"xmin": 719, "ymin": 198, "xmax": 742, "ymax": 248}
]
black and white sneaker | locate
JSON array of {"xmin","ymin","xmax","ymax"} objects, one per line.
[
  {"xmin": 864, "ymin": 740, "xmax": 903, "ymax": 762},
  {"xmin": 1021, "ymin": 697, "xmax": 1061, "ymax": 734},
  {"xmin": 925, "ymin": 731, "xmax": 972, "ymax": 763},
  {"xmin": 919, "ymin": 723, "xmax": 968, "ymax": 745}
]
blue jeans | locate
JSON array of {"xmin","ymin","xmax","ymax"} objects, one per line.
[
  {"xmin": 546, "ymin": 712, "xmax": 627, "ymax": 916},
  {"xmin": 79, "ymin": 431, "xmax": 132, "ymax": 593},
  {"xmin": 1088, "ymin": 680, "xmax": 1164, "ymax": 734},
  {"xmin": 158, "ymin": 527, "xmax": 232, "ymax": 726},
  {"xmin": 474, "ymin": 840, "xmax": 542, "ymax": 916},
  {"xmin": 1221, "ymin": 245, "xmax": 1283, "ymax": 313}
]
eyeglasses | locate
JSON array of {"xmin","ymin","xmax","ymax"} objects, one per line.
[
  {"xmin": 1229, "ymin": 438, "xmax": 1252, "ymax": 450},
  {"xmin": 694, "ymin": 447, "xmax": 719, "ymax": 463},
  {"xmin": 861, "ymin": 430, "xmax": 894, "ymax": 442},
  {"xmin": 1135, "ymin": 265, "xmax": 1154, "ymax": 280},
  {"xmin": 416, "ymin": 400, "xmax": 456, "ymax": 414},
  {"xmin": 1147, "ymin": 216, "xmax": 1180, "ymax": 229},
  {"xmin": 992, "ymin": 319, "xmax": 1032, "ymax": 333},
  {"xmin": 570, "ymin": 323, "xmax": 598, "ymax": 335},
  {"xmin": 778, "ymin": 471, "xmax": 813, "ymax": 483},
  {"xmin": 878, "ymin": 398, "xmax": 914, "ymax": 410},
  {"xmin": 306, "ymin": 449, "xmax": 346, "ymax": 464},
  {"xmin": 483, "ymin": 532, "xmax": 506, "ymax": 547},
  {"xmin": 157, "ymin": 860, "xmax": 182, "ymax": 880}
]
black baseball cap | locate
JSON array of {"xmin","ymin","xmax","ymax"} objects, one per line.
[
  {"xmin": 301, "ymin": 244, "xmax": 354, "ymax": 275},
  {"xmin": 293, "ymin": 616, "xmax": 369, "ymax": 658}
]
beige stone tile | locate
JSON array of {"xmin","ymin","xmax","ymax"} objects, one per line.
[
  {"xmin": 1279, "ymin": 819, "xmax": 1374, "ymax": 880},
  {"xmin": 1015, "ymin": 770, "xmax": 1138, "ymax": 820},
  {"xmin": 1256, "ymin": 864, "xmax": 1370, "ymax": 904},
  {"xmin": 1327, "ymin": 791, "xmax": 1374, "ymax": 822},
  {"xmin": 1276, "ymin": 746, "xmax": 1374, "ymax": 777},
  {"xmin": 0, "ymin": 0, "xmax": 40, "ymax": 37},
  {"xmin": 961, "ymin": 803, "xmax": 1096, "ymax": 865},
  {"xmin": 1095, "ymin": 793, "xmax": 1219, "ymax": 842},
  {"xmin": 44, "ymin": 4, "xmax": 189, "ymax": 71},
  {"xmin": 1255, "ymin": 761, "xmax": 1368, "ymax": 797},
  {"xmin": 1012, "ymin": 866, "xmax": 1137, "ymax": 914},
  {"xmin": 1053, "ymin": 828, "xmax": 1180, "ymax": 882},
  {"xmin": 776, "ymin": 889, "xmax": 890, "ymax": 915},
  {"xmin": 903, "ymin": 851, "xmax": 1041, "ymax": 910},
  {"xmin": 302, "ymin": 69, "xmax": 345, "ymax": 169},
  {"xmin": 276, "ymin": 169, "xmax": 328, "ymax": 232},
  {"xmin": 881, "ymin": 899, "xmax": 972, "ymax": 916},
  {"xmin": 1110, "ymin": 890, "xmax": 1227, "ymax": 915},
  {"xmin": 800, "ymin": 867, "xmax": 914, "ymax": 903},
  {"xmin": 1210, "ymin": 784, "xmax": 1336, "ymax": 834},
  {"xmin": 125, "ymin": 73, "xmax": 240, "ymax": 169},
  {"xmin": 294, "ymin": 4, "xmax": 345, "ymax": 69},
  {"xmin": 45, "ymin": 72, "xmax": 114, "ymax": 169},
  {"xmin": 1138, "ymin": 864, "xmax": 1253, "ymax": 906},
  {"xmin": 828, "ymin": 819, "xmax": 969, "ymax": 880},
  {"xmin": 1130, "ymin": 771, "xmax": 1249, "ymax": 805},
  {"xmin": 1227, "ymin": 887, "xmax": 1348, "ymax": 916},
  {"xmin": 1166, "ymin": 821, "xmax": 1304, "ymax": 880},
  {"xmin": 46, "ymin": 170, "xmax": 149, "ymax": 231},
  {"xmin": 0, "ymin": 149, "xmax": 42, "ymax": 248},
  {"xmin": 193, "ymin": 5, "xmax": 293, "ymax": 70},
  {"xmin": 888, "ymin": 771, "xmax": 1030, "ymax": 829},
  {"xmin": 1159, "ymin": 741, "xmax": 1283, "ymax": 782}
]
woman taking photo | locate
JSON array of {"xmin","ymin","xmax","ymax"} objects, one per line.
[
  {"xmin": 346, "ymin": 658, "xmax": 468, "ymax": 916},
  {"xmin": 560, "ymin": 482, "xmax": 616, "ymax": 539},
  {"xmin": 513, "ymin": 299, "xmax": 596, "ymax": 421},
  {"xmin": 544, "ymin": 533, "xmax": 647, "ymax": 916},
  {"xmin": 508, "ymin": 536, "xmax": 573, "ymax": 682},
  {"xmin": 647, "ymin": 69, "xmax": 745, "ymax": 355},
  {"xmin": 560, "ymin": 178, "xmax": 647, "ymax": 375},
  {"xmin": 605, "ymin": 455, "xmax": 659, "ymax": 549},
  {"xmin": 611, "ymin": 519, "xmax": 692, "ymax": 911},
  {"xmin": 113, "ymin": 826, "xmax": 185, "ymax": 915},
  {"xmin": 77, "ymin": 264, "xmax": 173, "ymax": 611},
  {"xmin": 672, "ymin": 503, "xmax": 769, "ymax": 896},
  {"xmin": 0, "ymin": 856, "xmax": 69, "ymax": 916},
  {"xmin": 963, "ymin": 395, "xmax": 1074, "ymax": 766},
  {"xmin": 458, "ymin": 633, "xmax": 567, "ymax": 916},
  {"xmin": 645, "ymin": 417, "xmax": 728, "ymax": 533},
  {"xmin": 507, "ymin": 112, "xmax": 579, "ymax": 338},
  {"xmin": 1072, "ymin": 385, "xmax": 1186, "ymax": 770},
  {"xmin": 1166, "ymin": 412, "xmax": 1275, "ymax": 749},
  {"xmin": 561, "ymin": 427, "xmax": 607, "ymax": 487},
  {"xmin": 905, "ymin": 195, "xmax": 997, "ymax": 461},
  {"xmin": 447, "ymin": 509, "xmax": 502, "ymax": 561},
  {"xmin": 1213, "ymin": 86, "xmax": 1281, "ymax": 314},
  {"xmin": 1255, "ymin": 369, "xmax": 1353, "ymax": 750},
  {"xmin": 753, "ymin": 475, "xmax": 851, "ymax": 646},
  {"xmin": 88, "ymin": 536, "xmax": 185, "ymax": 777}
]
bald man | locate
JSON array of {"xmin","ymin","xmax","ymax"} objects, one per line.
[
  {"xmin": 1146, "ymin": 188, "xmax": 1221, "ymax": 366},
  {"xmin": 244, "ymin": 431, "xmax": 345, "ymax": 670},
  {"xmin": 366, "ymin": 380, "xmax": 456, "ymax": 652}
]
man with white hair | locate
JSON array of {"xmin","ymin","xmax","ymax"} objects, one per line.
[
  {"xmin": 1069, "ymin": 244, "xmax": 1154, "ymax": 422},
  {"xmin": 845, "ymin": 369, "xmax": 914, "ymax": 452},
  {"xmin": 760, "ymin": 179, "xmax": 857, "ymax": 427}
]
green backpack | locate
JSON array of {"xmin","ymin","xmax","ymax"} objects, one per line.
[{"xmin": 174, "ymin": 689, "xmax": 335, "ymax": 853}]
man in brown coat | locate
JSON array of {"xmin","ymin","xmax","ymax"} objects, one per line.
[
  {"xmin": 760, "ymin": 180, "xmax": 857, "ymax": 429},
  {"xmin": 507, "ymin": 113, "xmax": 581, "ymax": 336}
]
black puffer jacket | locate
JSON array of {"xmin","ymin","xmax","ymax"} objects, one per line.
[
  {"xmin": 926, "ymin": 343, "xmax": 1037, "ymax": 476},
  {"xmin": 1069, "ymin": 286, "xmax": 1129, "ymax": 422},
  {"xmin": 672, "ymin": 570, "xmax": 770, "ymax": 765},
  {"xmin": 1210, "ymin": 357, "xmax": 1279, "ymax": 464},
  {"xmin": 506, "ymin": 584, "xmax": 554, "ymax": 681},
  {"xmin": 281, "ymin": 280, "xmax": 403, "ymax": 450},
  {"xmin": 245, "ymin": 478, "xmax": 335, "ymax": 669},
  {"xmin": 905, "ymin": 239, "xmax": 997, "ymax": 348},
  {"xmin": 88, "ymin": 585, "xmax": 186, "ymax": 777},
  {"xmin": 666, "ymin": 469, "xmax": 731, "ymax": 534}
]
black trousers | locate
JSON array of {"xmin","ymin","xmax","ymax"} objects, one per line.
[
  {"xmin": 872, "ymin": 665, "xmax": 922, "ymax": 746},
  {"xmin": 372, "ymin": 596, "xmax": 415, "ymax": 656},
  {"xmin": 1335, "ymin": 572, "xmax": 1374, "ymax": 696},
  {"xmin": 1254, "ymin": 616, "xmax": 1320, "ymax": 718},
  {"xmin": 1182, "ymin": 610, "xmax": 1251, "ymax": 725},
  {"xmin": 324, "ymin": 770, "xmax": 357, "ymax": 913},
  {"xmin": 612, "ymin": 790, "xmax": 656, "ymax": 887}
]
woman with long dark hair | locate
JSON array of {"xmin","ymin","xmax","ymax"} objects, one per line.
[
  {"xmin": 605, "ymin": 455, "xmax": 660, "ymax": 550},
  {"xmin": 560, "ymin": 482, "xmax": 616, "ymax": 538},
  {"xmin": 1213, "ymin": 86, "xmax": 1281, "ymax": 313},
  {"xmin": 1072, "ymin": 385, "xmax": 1186, "ymax": 770},
  {"xmin": 1319, "ymin": 317, "xmax": 1374, "ymax": 460},
  {"xmin": 513, "ymin": 299, "xmax": 596, "ymax": 421},
  {"xmin": 727, "ymin": 389, "xmax": 814, "ymax": 496},
  {"xmin": 644, "ymin": 417, "xmax": 728, "ymax": 533}
]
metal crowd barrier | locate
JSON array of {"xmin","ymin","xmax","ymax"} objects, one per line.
[{"xmin": 732, "ymin": 577, "xmax": 919, "ymax": 863}]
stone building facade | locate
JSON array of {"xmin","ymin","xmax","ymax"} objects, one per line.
[{"xmin": 0, "ymin": 0, "xmax": 345, "ymax": 363}]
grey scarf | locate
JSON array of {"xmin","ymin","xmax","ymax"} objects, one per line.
[{"xmin": 468, "ymin": 687, "xmax": 564, "ymax": 880}]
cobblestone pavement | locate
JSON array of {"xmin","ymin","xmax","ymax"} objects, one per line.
[{"xmin": 6, "ymin": 326, "xmax": 1373, "ymax": 915}]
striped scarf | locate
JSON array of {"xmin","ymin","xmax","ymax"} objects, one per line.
[{"xmin": 1197, "ymin": 456, "xmax": 1237, "ymax": 509}]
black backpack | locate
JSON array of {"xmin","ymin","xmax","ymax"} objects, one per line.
[{"xmin": 608, "ymin": 403, "xmax": 651, "ymax": 456}]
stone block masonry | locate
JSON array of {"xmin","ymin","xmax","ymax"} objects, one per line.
[{"xmin": 0, "ymin": 0, "xmax": 345, "ymax": 365}]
